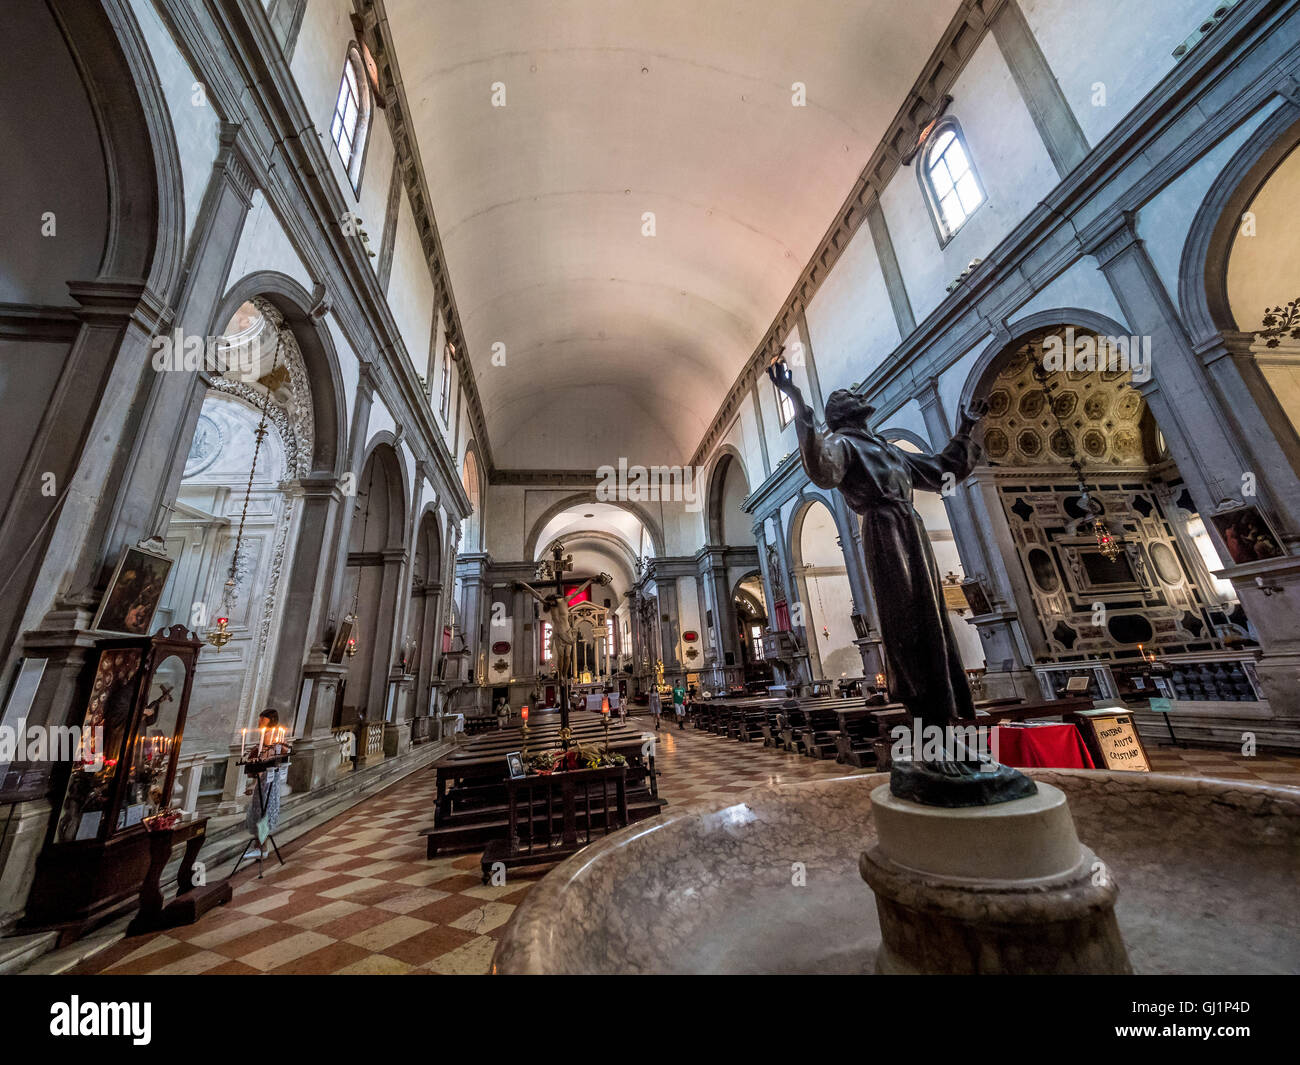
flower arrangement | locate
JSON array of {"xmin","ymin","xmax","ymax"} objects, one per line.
[
  {"xmin": 143, "ymin": 807, "xmax": 182, "ymax": 832},
  {"xmin": 524, "ymin": 744, "xmax": 627, "ymax": 775}
]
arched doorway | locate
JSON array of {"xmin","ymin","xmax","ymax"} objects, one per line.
[
  {"xmin": 793, "ymin": 499, "xmax": 859, "ymax": 682},
  {"xmin": 732, "ymin": 572, "xmax": 772, "ymax": 687},
  {"xmin": 340, "ymin": 443, "xmax": 407, "ymax": 728},
  {"xmin": 701, "ymin": 450, "xmax": 757, "ymax": 690},
  {"xmin": 153, "ymin": 298, "xmax": 318, "ymax": 805},
  {"xmin": 888, "ymin": 436, "xmax": 986, "ymax": 678},
  {"xmin": 1224, "ymin": 141, "xmax": 1300, "ymax": 441},
  {"xmin": 970, "ymin": 324, "xmax": 1252, "ymax": 699}
]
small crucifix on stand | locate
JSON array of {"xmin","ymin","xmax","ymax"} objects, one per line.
[{"xmin": 516, "ymin": 538, "xmax": 610, "ymax": 742}]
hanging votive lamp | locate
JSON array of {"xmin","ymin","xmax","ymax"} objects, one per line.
[
  {"xmin": 1094, "ymin": 517, "xmax": 1122, "ymax": 561},
  {"xmin": 207, "ymin": 615, "xmax": 232, "ymax": 651}
]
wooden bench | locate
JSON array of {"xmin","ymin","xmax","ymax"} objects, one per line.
[
  {"xmin": 420, "ymin": 713, "xmax": 663, "ymax": 856},
  {"xmin": 480, "ymin": 766, "xmax": 629, "ymax": 882},
  {"xmin": 796, "ymin": 704, "xmax": 847, "ymax": 759},
  {"xmin": 834, "ymin": 705, "xmax": 908, "ymax": 767}
]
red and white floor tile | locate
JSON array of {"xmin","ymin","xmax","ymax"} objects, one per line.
[{"xmin": 71, "ymin": 722, "xmax": 1300, "ymax": 975}]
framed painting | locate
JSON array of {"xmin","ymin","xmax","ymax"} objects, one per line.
[
  {"xmin": 1209, "ymin": 505, "xmax": 1284, "ymax": 566},
  {"xmin": 90, "ymin": 546, "xmax": 173, "ymax": 635},
  {"xmin": 328, "ymin": 614, "xmax": 356, "ymax": 664}
]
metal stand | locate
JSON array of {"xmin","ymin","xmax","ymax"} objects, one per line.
[
  {"xmin": 231, "ymin": 831, "xmax": 285, "ymax": 879},
  {"xmin": 231, "ymin": 755, "xmax": 289, "ymax": 879},
  {"xmin": 1156, "ymin": 710, "xmax": 1185, "ymax": 749}
]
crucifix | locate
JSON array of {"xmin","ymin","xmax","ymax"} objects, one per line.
[{"xmin": 516, "ymin": 538, "xmax": 611, "ymax": 734}]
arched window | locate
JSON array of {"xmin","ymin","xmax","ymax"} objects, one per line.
[
  {"xmin": 329, "ymin": 46, "xmax": 371, "ymax": 190},
  {"xmin": 439, "ymin": 341, "xmax": 454, "ymax": 421},
  {"xmin": 920, "ymin": 119, "xmax": 984, "ymax": 244}
]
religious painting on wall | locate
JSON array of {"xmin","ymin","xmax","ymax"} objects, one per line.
[
  {"xmin": 328, "ymin": 614, "xmax": 356, "ymax": 664},
  {"xmin": 1209, "ymin": 505, "xmax": 1283, "ymax": 565},
  {"xmin": 91, "ymin": 546, "xmax": 173, "ymax": 635},
  {"xmin": 961, "ymin": 578, "xmax": 993, "ymax": 617},
  {"xmin": 56, "ymin": 647, "xmax": 143, "ymax": 842}
]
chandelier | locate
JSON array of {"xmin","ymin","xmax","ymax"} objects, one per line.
[{"xmin": 1033, "ymin": 361, "xmax": 1123, "ymax": 561}]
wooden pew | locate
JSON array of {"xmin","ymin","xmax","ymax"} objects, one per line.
[
  {"xmin": 796, "ymin": 703, "xmax": 847, "ymax": 759},
  {"xmin": 834, "ymin": 705, "xmax": 908, "ymax": 767},
  {"xmin": 419, "ymin": 713, "xmax": 664, "ymax": 856},
  {"xmin": 479, "ymin": 766, "xmax": 629, "ymax": 882}
]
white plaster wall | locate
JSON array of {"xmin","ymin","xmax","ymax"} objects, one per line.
[
  {"xmin": 881, "ymin": 34, "xmax": 1059, "ymax": 325},
  {"xmin": 1141, "ymin": 102, "xmax": 1279, "ymax": 308},
  {"xmin": 1020, "ymin": 0, "xmax": 1206, "ymax": 146},
  {"xmin": 938, "ymin": 333, "xmax": 993, "ymax": 429},
  {"xmin": 326, "ymin": 313, "xmax": 361, "ymax": 433},
  {"xmin": 877, "ymin": 397, "xmax": 933, "ymax": 448},
  {"xmin": 367, "ymin": 393, "xmax": 397, "ymax": 443},
  {"xmin": 804, "ymin": 220, "xmax": 902, "ymax": 395},
  {"xmin": 227, "ymin": 196, "xmax": 313, "ymax": 293},
  {"xmin": 1009, "ymin": 259, "xmax": 1130, "ymax": 332},
  {"xmin": 388, "ymin": 189, "xmax": 437, "ymax": 376}
]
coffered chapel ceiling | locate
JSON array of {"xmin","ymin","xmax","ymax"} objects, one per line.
[
  {"xmin": 384, "ymin": 0, "xmax": 960, "ymax": 470},
  {"xmin": 979, "ymin": 329, "xmax": 1153, "ymax": 470}
]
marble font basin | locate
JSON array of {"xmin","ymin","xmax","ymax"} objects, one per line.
[{"xmin": 492, "ymin": 770, "xmax": 1300, "ymax": 974}]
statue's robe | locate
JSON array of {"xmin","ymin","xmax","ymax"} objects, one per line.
[{"xmin": 804, "ymin": 425, "xmax": 978, "ymax": 729}]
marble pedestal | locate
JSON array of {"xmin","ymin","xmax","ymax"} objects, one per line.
[{"xmin": 859, "ymin": 782, "xmax": 1130, "ymax": 974}]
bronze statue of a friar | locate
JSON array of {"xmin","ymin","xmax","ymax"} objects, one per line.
[{"xmin": 768, "ymin": 354, "xmax": 1034, "ymax": 807}]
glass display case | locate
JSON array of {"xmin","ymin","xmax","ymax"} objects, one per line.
[{"xmin": 24, "ymin": 625, "xmax": 202, "ymax": 934}]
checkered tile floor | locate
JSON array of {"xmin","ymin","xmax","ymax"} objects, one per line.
[{"xmin": 72, "ymin": 720, "xmax": 1300, "ymax": 975}]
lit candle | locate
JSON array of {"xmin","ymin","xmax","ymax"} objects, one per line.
[
  {"xmin": 241, "ymin": 728, "xmax": 246, "ymax": 759},
  {"xmin": 521, "ymin": 706, "xmax": 528, "ymax": 722}
]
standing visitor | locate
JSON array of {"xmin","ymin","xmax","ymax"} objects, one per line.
[
  {"xmin": 672, "ymin": 682, "xmax": 686, "ymax": 729},
  {"xmin": 245, "ymin": 709, "xmax": 287, "ymax": 857}
]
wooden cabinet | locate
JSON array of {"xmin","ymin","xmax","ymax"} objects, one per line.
[{"xmin": 22, "ymin": 625, "xmax": 203, "ymax": 937}]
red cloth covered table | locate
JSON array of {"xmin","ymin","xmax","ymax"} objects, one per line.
[{"xmin": 992, "ymin": 723, "xmax": 1095, "ymax": 769}]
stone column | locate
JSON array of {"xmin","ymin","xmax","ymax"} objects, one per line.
[
  {"xmin": 770, "ymin": 513, "xmax": 812, "ymax": 687},
  {"xmin": 324, "ymin": 366, "xmax": 375, "ymax": 630},
  {"xmin": 113, "ymin": 124, "xmax": 259, "ymax": 557},
  {"xmin": 267, "ymin": 474, "xmax": 347, "ymax": 716},
  {"xmin": 7, "ymin": 125, "xmax": 255, "ymax": 665},
  {"xmin": 1086, "ymin": 214, "xmax": 1252, "ymax": 542},
  {"xmin": 1087, "ymin": 213, "xmax": 1300, "ymax": 718},
  {"xmin": 698, "ymin": 547, "xmax": 738, "ymax": 682},
  {"xmin": 915, "ymin": 378, "xmax": 1033, "ymax": 697},
  {"xmin": 368, "ymin": 545, "xmax": 406, "ymax": 720}
]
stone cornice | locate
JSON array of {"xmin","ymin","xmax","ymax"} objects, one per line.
[
  {"xmin": 155, "ymin": 0, "xmax": 472, "ymax": 522},
  {"xmin": 359, "ymin": 0, "xmax": 495, "ymax": 477},
  {"xmin": 490, "ymin": 469, "xmax": 602, "ymax": 488}
]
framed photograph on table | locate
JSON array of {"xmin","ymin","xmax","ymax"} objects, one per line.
[
  {"xmin": 505, "ymin": 751, "xmax": 526, "ymax": 779},
  {"xmin": 90, "ymin": 545, "xmax": 173, "ymax": 635}
]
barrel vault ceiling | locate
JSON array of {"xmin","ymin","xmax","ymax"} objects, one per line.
[{"xmin": 384, "ymin": 0, "xmax": 960, "ymax": 470}]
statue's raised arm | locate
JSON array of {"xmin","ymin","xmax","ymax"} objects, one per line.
[{"xmin": 767, "ymin": 351, "xmax": 850, "ymax": 490}]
